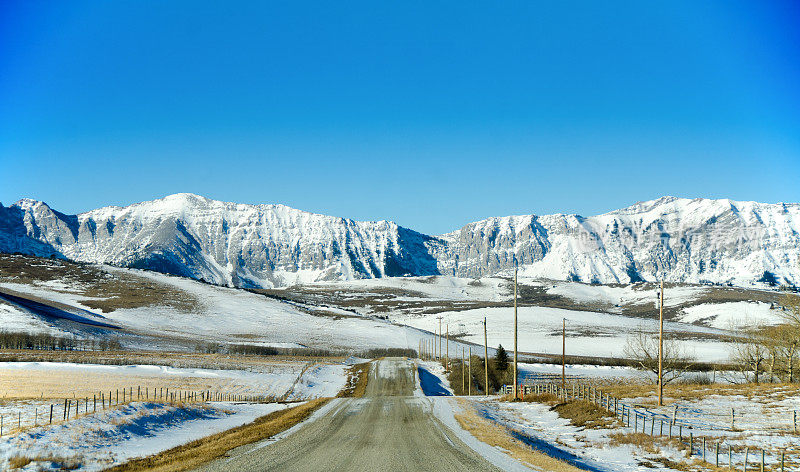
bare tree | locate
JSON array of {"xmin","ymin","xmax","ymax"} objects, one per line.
[
  {"xmin": 729, "ymin": 324, "xmax": 770, "ymax": 384},
  {"xmin": 624, "ymin": 327, "xmax": 692, "ymax": 384},
  {"xmin": 780, "ymin": 292, "xmax": 800, "ymax": 326}
]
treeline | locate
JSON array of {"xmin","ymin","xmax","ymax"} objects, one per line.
[
  {"xmin": 447, "ymin": 345, "xmax": 513, "ymax": 395},
  {"xmin": 198, "ymin": 342, "xmax": 417, "ymax": 359},
  {"xmin": 0, "ymin": 331, "xmax": 122, "ymax": 351},
  {"xmin": 726, "ymin": 293, "xmax": 800, "ymax": 383}
]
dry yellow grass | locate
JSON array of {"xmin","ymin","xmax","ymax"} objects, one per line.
[
  {"xmin": 601, "ymin": 381, "xmax": 800, "ymax": 404},
  {"xmin": 454, "ymin": 399, "xmax": 583, "ymax": 472},
  {"xmin": 7, "ymin": 455, "xmax": 81, "ymax": 470},
  {"xmin": 105, "ymin": 398, "xmax": 329, "ymax": 472},
  {"xmin": 0, "ymin": 367, "xmax": 266, "ymax": 400},
  {"xmin": 337, "ymin": 362, "xmax": 371, "ymax": 398},
  {"xmin": 552, "ymin": 400, "xmax": 617, "ymax": 429}
]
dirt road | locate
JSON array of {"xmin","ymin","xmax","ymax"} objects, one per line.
[{"xmin": 195, "ymin": 358, "xmax": 503, "ymax": 471}]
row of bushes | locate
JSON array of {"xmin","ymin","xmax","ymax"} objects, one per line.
[
  {"xmin": 0, "ymin": 331, "xmax": 122, "ymax": 351},
  {"xmin": 198, "ymin": 342, "xmax": 417, "ymax": 359}
]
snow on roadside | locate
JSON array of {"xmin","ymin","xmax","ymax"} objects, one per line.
[
  {"xmin": 285, "ymin": 363, "xmax": 348, "ymax": 400},
  {"xmin": 473, "ymin": 398, "xmax": 686, "ymax": 472},
  {"xmin": 428, "ymin": 397, "xmax": 532, "ymax": 472},
  {"xmin": 0, "ymin": 401, "xmax": 286, "ymax": 471},
  {"xmin": 416, "ymin": 361, "xmax": 453, "ymax": 396}
]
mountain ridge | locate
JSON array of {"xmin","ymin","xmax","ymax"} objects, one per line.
[{"xmin": 1, "ymin": 193, "xmax": 798, "ymax": 288}]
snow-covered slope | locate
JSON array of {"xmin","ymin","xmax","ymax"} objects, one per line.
[
  {"xmin": 436, "ymin": 196, "xmax": 800, "ymax": 286},
  {"xmin": 0, "ymin": 194, "xmax": 439, "ymax": 287},
  {"xmin": 1, "ymin": 194, "xmax": 798, "ymax": 288}
]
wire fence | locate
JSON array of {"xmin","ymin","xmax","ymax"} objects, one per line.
[
  {"xmin": 0, "ymin": 386, "xmax": 276, "ymax": 438},
  {"xmin": 503, "ymin": 380, "xmax": 800, "ymax": 471}
]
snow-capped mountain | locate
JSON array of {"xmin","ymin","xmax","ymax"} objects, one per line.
[
  {"xmin": 1, "ymin": 194, "xmax": 798, "ymax": 288},
  {"xmin": 436, "ymin": 197, "xmax": 800, "ymax": 286}
]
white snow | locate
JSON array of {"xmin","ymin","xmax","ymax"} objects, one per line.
[
  {"xmin": 0, "ymin": 301, "xmax": 64, "ymax": 336},
  {"xmin": 394, "ymin": 305, "xmax": 733, "ymax": 362},
  {"xmin": 679, "ymin": 301, "xmax": 783, "ymax": 329},
  {"xmin": 546, "ymin": 281, "xmax": 707, "ymax": 309},
  {"xmin": 309, "ymin": 276, "xmax": 510, "ymax": 302},
  {"xmin": 0, "ymin": 401, "xmax": 287, "ymax": 471}
]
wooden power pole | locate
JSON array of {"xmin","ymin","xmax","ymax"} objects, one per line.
[
  {"xmin": 658, "ymin": 279, "xmax": 664, "ymax": 406},
  {"xmin": 513, "ymin": 267, "xmax": 518, "ymax": 400},
  {"xmin": 446, "ymin": 323, "xmax": 449, "ymax": 372},
  {"xmin": 462, "ymin": 347, "xmax": 465, "ymax": 393},
  {"xmin": 483, "ymin": 317, "xmax": 489, "ymax": 396},
  {"xmin": 468, "ymin": 347, "xmax": 472, "ymax": 396},
  {"xmin": 438, "ymin": 316, "xmax": 443, "ymax": 361},
  {"xmin": 562, "ymin": 318, "xmax": 566, "ymax": 393}
]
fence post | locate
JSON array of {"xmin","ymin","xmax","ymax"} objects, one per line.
[
  {"xmin": 716, "ymin": 442, "xmax": 719, "ymax": 467},
  {"xmin": 689, "ymin": 433, "xmax": 693, "ymax": 458},
  {"xmin": 729, "ymin": 445, "xmax": 732, "ymax": 470},
  {"xmin": 781, "ymin": 449, "xmax": 785, "ymax": 472},
  {"xmin": 50, "ymin": 404, "xmax": 53, "ymax": 424},
  {"xmin": 744, "ymin": 447, "xmax": 749, "ymax": 472},
  {"xmin": 794, "ymin": 410, "xmax": 797, "ymax": 433},
  {"xmin": 761, "ymin": 449, "xmax": 764, "ymax": 472},
  {"xmin": 703, "ymin": 437, "xmax": 706, "ymax": 462},
  {"xmin": 731, "ymin": 407, "xmax": 735, "ymax": 430}
]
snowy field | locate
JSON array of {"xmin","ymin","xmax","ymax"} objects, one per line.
[
  {"xmin": 394, "ymin": 305, "xmax": 735, "ymax": 362},
  {"xmin": 544, "ymin": 280, "xmax": 708, "ymax": 309},
  {"xmin": 0, "ymin": 361, "xmax": 347, "ymax": 400},
  {"xmin": 309, "ymin": 276, "xmax": 511, "ymax": 302},
  {"xmin": 0, "ymin": 269, "xmax": 442, "ymax": 352},
  {"xmin": 476, "ymin": 398, "xmax": 691, "ymax": 472},
  {"xmin": 0, "ymin": 359, "xmax": 349, "ymax": 471},
  {"xmin": 0, "ymin": 401, "xmax": 286, "ymax": 471},
  {"xmin": 472, "ymin": 384, "xmax": 800, "ymax": 472}
]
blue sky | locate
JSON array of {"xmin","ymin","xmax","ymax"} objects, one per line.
[{"xmin": 1, "ymin": 1, "xmax": 799, "ymax": 234}]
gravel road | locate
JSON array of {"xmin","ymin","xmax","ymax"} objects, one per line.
[{"xmin": 195, "ymin": 358, "xmax": 502, "ymax": 471}]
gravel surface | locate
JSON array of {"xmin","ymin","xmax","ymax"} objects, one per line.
[{"xmin": 195, "ymin": 358, "xmax": 502, "ymax": 471}]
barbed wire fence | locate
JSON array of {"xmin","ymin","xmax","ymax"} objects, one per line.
[{"xmin": 504, "ymin": 377, "xmax": 800, "ymax": 471}]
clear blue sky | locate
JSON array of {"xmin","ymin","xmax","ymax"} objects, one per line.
[{"xmin": 1, "ymin": 1, "xmax": 799, "ymax": 234}]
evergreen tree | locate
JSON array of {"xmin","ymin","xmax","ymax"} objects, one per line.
[{"xmin": 495, "ymin": 344, "xmax": 509, "ymax": 371}]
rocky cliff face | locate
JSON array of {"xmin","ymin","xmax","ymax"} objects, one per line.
[
  {"xmin": 1, "ymin": 194, "xmax": 797, "ymax": 287},
  {"xmin": 436, "ymin": 197, "xmax": 800, "ymax": 286}
]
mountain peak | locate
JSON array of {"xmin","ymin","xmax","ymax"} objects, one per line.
[
  {"xmin": 13, "ymin": 198, "xmax": 48, "ymax": 211},
  {"xmin": 2, "ymin": 195, "xmax": 798, "ymax": 288}
]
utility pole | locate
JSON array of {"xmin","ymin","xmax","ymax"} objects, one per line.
[
  {"xmin": 446, "ymin": 323, "xmax": 449, "ymax": 372},
  {"xmin": 483, "ymin": 317, "xmax": 489, "ymax": 396},
  {"xmin": 462, "ymin": 347, "xmax": 465, "ymax": 393},
  {"xmin": 437, "ymin": 316, "xmax": 443, "ymax": 361},
  {"xmin": 468, "ymin": 347, "xmax": 472, "ymax": 396},
  {"xmin": 513, "ymin": 267, "xmax": 518, "ymax": 400},
  {"xmin": 562, "ymin": 318, "xmax": 566, "ymax": 393},
  {"xmin": 658, "ymin": 279, "xmax": 664, "ymax": 406}
]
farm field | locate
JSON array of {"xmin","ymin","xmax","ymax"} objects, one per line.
[{"xmin": 0, "ymin": 357, "xmax": 351, "ymax": 471}]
